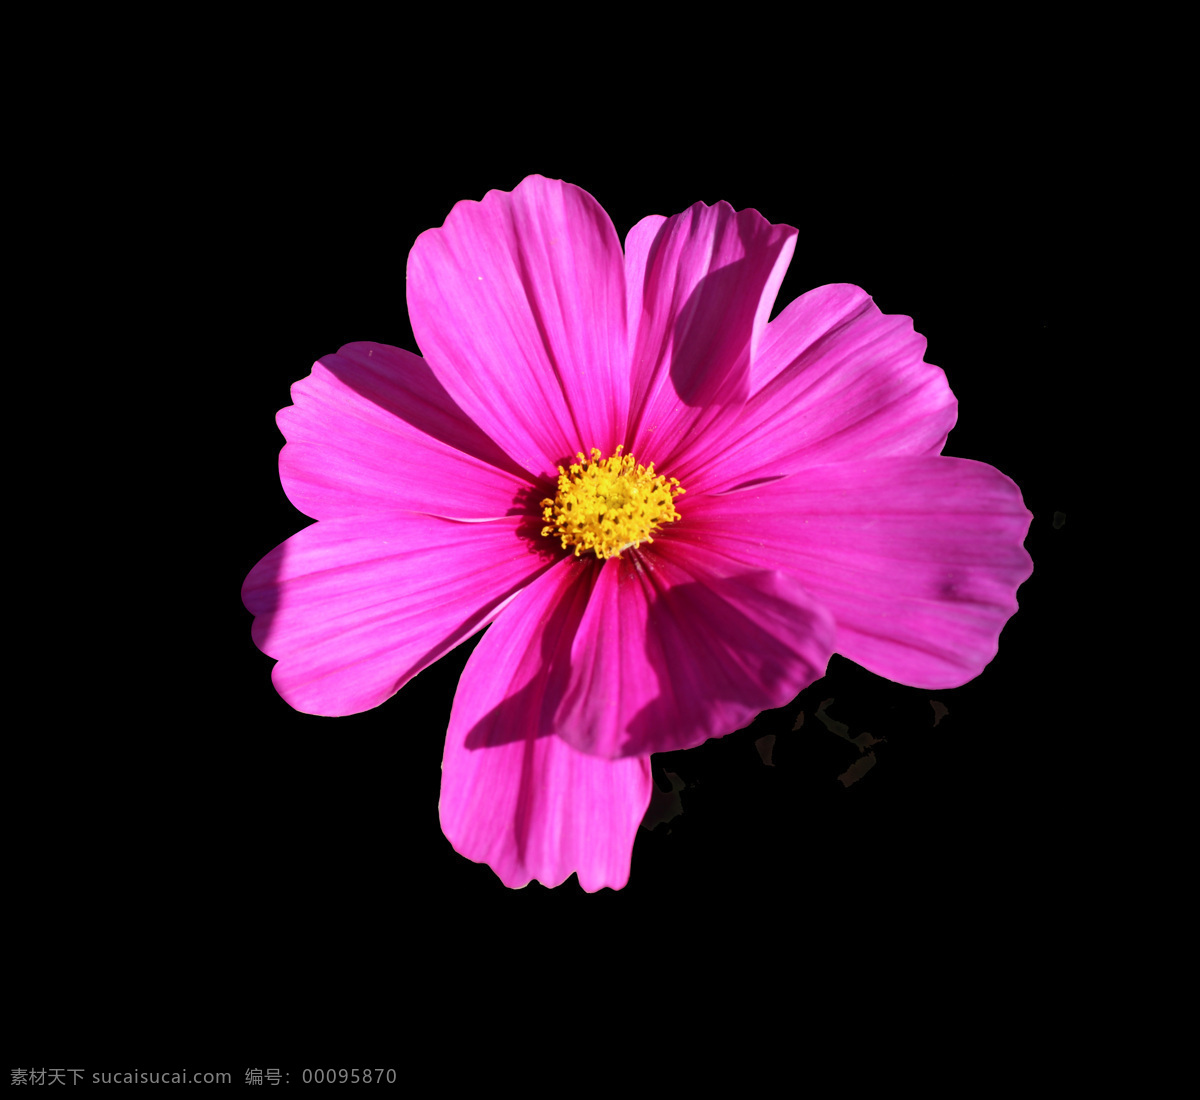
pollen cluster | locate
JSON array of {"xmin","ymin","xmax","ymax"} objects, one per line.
[{"xmin": 541, "ymin": 446, "xmax": 685, "ymax": 560}]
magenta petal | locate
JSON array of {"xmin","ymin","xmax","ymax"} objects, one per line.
[
  {"xmin": 406, "ymin": 175, "xmax": 629, "ymax": 477},
  {"xmin": 622, "ymin": 213, "xmax": 668, "ymax": 349},
  {"xmin": 443, "ymin": 543, "xmax": 832, "ymax": 761},
  {"xmin": 625, "ymin": 201, "xmax": 796, "ymax": 471},
  {"xmin": 439, "ymin": 562, "xmax": 652, "ymax": 890},
  {"xmin": 278, "ymin": 343, "xmax": 533, "ymax": 521},
  {"xmin": 242, "ymin": 514, "xmax": 554, "ymax": 716},
  {"xmin": 681, "ymin": 284, "xmax": 958, "ymax": 494},
  {"xmin": 688, "ymin": 458, "xmax": 1033, "ymax": 688},
  {"xmin": 554, "ymin": 542, "xmax": 835, "ymax": 758}
]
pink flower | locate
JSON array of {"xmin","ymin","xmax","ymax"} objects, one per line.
[{"xmin": 242, "ymin": 174, "xmax": 1032, "ymax": 891}]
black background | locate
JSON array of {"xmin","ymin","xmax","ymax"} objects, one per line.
[{"xmin": 12, "ymin": 62, "xmax": 1074, "ymax": 1074}]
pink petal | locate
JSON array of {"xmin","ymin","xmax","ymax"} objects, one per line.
[
  {"xmin": 242, "ymin": 514, "xmax": 556, "ymax": 716},
  {"xmin": 278, "ymin": 343, "xmax": 533, "ymax": 521},
  {"xmin": 448, "ymin": 536, "xmax": 834, "ymax": 760},
  {"xmin": 439, "ymin": 562, "xmax": 652, "ymax": 890},
  {"xmin": 622, "ymin": 212, "xmax": 667, "ymax": 350},
  {"xmin": 686, "ymin": 458, "xmax": 1033, "ymax": 688},
  {"xmin": 679, "ymin": 284, "xmax": 958, "ymax": 495},
  {"xmin": 554, "ymin": 539, "xmax": 836, "ymax": 757},
  {"xmin": 406, "ymin": 175, "xmax": 628, "ymax": 478},
  {"xmin": 625, "ymin": 201, "xmax": 797, "ymax": 472}
]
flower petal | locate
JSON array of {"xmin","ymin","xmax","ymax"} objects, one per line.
[
  {"xmin": 406, "ymin": 175, "xmax": 628, "ymax": 477},
  {"xmin": 687, "ymin": 458, "xmax": 1033, "ymax": 687},
  {"xmin": 456, "ymin": 539, "xmax": 833, "ymax": 761},
  {"xmin": 680, "ymin": 284, "xmax": 958, "ymax": 495},
  {"xmin": 551, "ymin": 540, "xmax": 836, "ymax": 758},
  {"xmin": 625, "ymin": 202, "xmax": 797, "ymax": 473},
  {"xmin": 622, "ymin": 213, "xmax": 667, "ymax": 349},
  {"xmin": 242, "ymin": 514, "xmax": 555, "ymax": 715},
  {"xmin": 439, "ymin": 561, "xmax": 652, "ymax": 890},
  {"xmin": 278, "ymin": 343, "xmax": 533, "ymax": 521}
]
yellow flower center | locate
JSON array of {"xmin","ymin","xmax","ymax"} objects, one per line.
[{"xmin": 541, "ymin": 446, "xmax": 685, "ymax": 559}]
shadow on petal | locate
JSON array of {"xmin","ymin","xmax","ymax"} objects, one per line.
[{"xmin": 461, "ymin": 544, "xmax": 834, "ymax": 762}]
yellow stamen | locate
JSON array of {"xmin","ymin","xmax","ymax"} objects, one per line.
[{"xmin": 540, "ymin": 446, "xmax": 685, "ymax": 560}]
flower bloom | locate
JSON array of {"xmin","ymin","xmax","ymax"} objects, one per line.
[{"xmin": 242, "ymin": 175, "xmax": 1032, "ymax": 891}]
